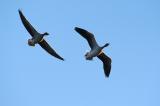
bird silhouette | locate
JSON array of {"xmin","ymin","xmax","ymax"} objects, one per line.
[
  {"xmin": 18, "ymin": 10, "xmax": 64, "ymax": 61},
  {"xmin": 75, "ymin": 27, "xmax": 111, "ymax": 77}
]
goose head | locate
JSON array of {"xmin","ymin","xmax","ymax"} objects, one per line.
[
  {"xmin": 28, "ymin": 39, "xmax": 35, "ymax": 46},
  {"xmin": 85, "ymin": 52, "xmax": 93, "ymax": 60}
]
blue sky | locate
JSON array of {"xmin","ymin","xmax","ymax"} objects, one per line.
[{"xmin": 1, "ymin": 0, "xmax": 160, "ymax": 106}]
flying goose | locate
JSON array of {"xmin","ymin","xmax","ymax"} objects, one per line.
[
  {"xmin": 18, "ymin": 10, "xmax": 64, "ymax": 61},
  {"xmin": 75, "ymin": 27, "xmax": 111, "ymax": 77}
]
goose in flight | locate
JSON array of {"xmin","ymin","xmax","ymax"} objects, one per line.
[
  {"xmin": 75, "ymin": 27, "xmax": 111, "ymax": 77},
  {"xmin": 18, "ymin": 10, "xmax": 64, "ymax": 61}
]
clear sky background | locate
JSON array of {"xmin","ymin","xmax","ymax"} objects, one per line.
[{"xmin": 1, "ymin": 0, "xmax": 160, "ymax": 106}]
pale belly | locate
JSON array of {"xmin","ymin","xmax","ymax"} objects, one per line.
[{"xmin": 90, "ymin": 48, "xmax": 102, "ymax": 57}]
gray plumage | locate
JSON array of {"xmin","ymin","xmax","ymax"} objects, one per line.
[
  {"xmin": 75, "ymin": 27, "xmax": 111, "ymax": 77},
  {"xmin": 18, "ymin": 10, "xmax": 64, "ymax": 61}
]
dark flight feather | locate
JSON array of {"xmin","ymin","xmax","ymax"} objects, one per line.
[
  {"xmin": 75, "ymin": 27, "xmax": 99, "ymax": 49},
  {"xmin": 19, "ymin": 10, "xmax": 38, "ymax": 37},
  {"xmin": 39, "ymin": 40, "xmax": 64, "ymax": 61},
  {"xmin": 97, "ymin": 52, "xmax": 111, "ymax": 77}
]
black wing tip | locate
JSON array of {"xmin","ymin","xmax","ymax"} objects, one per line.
[
  {"xmin": 74, "ymin": 27, "xmax": 80, "ymax": 31},
  {"xmin": 18, "ymin": 9, "xmax": 21, "ymax": 12},
  {"xmin": 74, "ymin": 27, "xmax": 79, "ymax": 29},
  {"xmin": 104, "ymin": 66, "xmax": 111, "ymax": 78},
  {"xmin": 52, "ymin": 54, "xmax": 65, "ymax": 61},
  {"xmin": 53, "ymin": 53, "xmax": 65, "ymax": 61},
  {"xmin": 60, "ymin": 58, "xmax": 65, "ymax": 61},
  {"xmin": 18, "ymin": 9, "xmax": 22, "ymax": 14},
  {"xmin": 18, "ymin": 9, "xmax": 24, "ymax": 18},
  {"xmin": 51, "ymin": 54, "xmax": 65, "ymax": 61},
  {"xmin": 74, "ymin": 27, "xmax": 84, "ymax": 32},
  {"xmin": 74, "ymin": 27, "xmax": 89, "ymax": 35},
  {"xmin": 105, "ymin": 74, "xmax": 110, "ymax": 78}
]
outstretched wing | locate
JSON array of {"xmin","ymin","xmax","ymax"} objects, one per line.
[
  {"xmin": 18, "ymin": 9, "xmax": 38, "ymax": 37},
  {"xmin": 97, "ymin": 52, "xmax": 111, "ymax": 77},
  {"xmin": 75, "ymin": 27, "xmax": 99, "ymax": 49},
  {"xmin": 39, "ymin": 39, "xmax": 64, "ymax": 61}
]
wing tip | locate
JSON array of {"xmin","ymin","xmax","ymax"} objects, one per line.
[
  {"xmin": 105, "ymin": 74, "xmax": 110, "ymax": 78},
  {"xmin": 18, "ymin": 9, "xmax": 22, "ymax": 14},
  {"xmin": 52, "ymin": 54, "xmax": 65, "ymax": 61},
  {"xmin": 18, "ymin": 9, "xmax": 24, "ymax": 18},
  {"xmin": 60, "ymin": 58, "xmax": 65, "ymax": 61},
  {"xmin": 56, "ymin": 54, "xmax": 64, "ymax": 61},
  {"xmin": 104, "ymin": 65, "xmax": 111, "ymax": 78},
  {"xmin": 55, "ymin": 55, "xmax": 65, "ymax": 61},
  {"xmin": 74, "ymin": 27, "xmax": 86, "ymax": 33},
  {"xmin": 51, "ymin": 54, "xmax": 65, "ymax": 61},
  {"xmin": 74, "ymin": 27, "xmax": 80, "ymax": 31}
]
